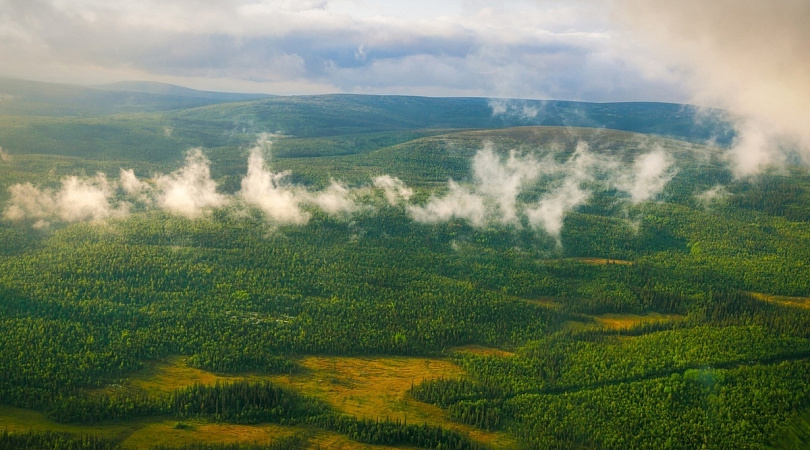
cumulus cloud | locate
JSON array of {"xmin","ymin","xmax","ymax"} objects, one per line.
[
  {"xmin": 616, "ymin": 0, "xmax": 810, "ymax": 176},
  {"xmin": 373, "ymin": 175, "xmax": 413, "ymax": 205},
  {"xmin": 3, "ymin": 173, "xmax": 124, "ymax": 225},
  {"xmin": 155, "ymin": 148, "xmax": 228, "ymax": 218}
]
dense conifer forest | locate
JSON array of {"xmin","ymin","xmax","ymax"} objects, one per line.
[{"xmin": 0, "ymin": 79, "xmax": 808, "ymax": 448}]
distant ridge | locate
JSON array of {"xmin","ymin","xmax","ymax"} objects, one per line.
[
  {"xmin": 0, "ymin": 78, "xmax": 269, "ymax": 117},
  {"xmin": 93, "ymin": 81, "xmax": 272, "ymax": 102},
  {"xmin": 0, "ymin": 77, "xmax": 735, "ymax": 145}
]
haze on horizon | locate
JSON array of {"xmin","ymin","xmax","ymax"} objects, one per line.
[{"xmin": 1, "ymin": 0, "xmax": 809, "ymax": 175}]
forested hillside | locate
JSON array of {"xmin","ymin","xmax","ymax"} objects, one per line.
[{"xmin": 0, "ymin": 81, "xmax": 807, "ymax": 449}]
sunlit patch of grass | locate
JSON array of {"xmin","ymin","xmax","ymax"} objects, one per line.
[
  {"xmin": 564, "ymin": 312, "xmax": 685, "ymax": 332},
  {"xmin": 751, "ymin": 292, "xmax": 810, "ymax": 310},
  {"xmin": 452, "ymin": 345, "xmax": 515, "ymax": 358},
  {"xmin": 307, "ymin": 429, "xmax": 409, "ymax": 450},
  {"xmin": 269, "ymin": 356, "xmax": 519, "ymax": 449},
  {"xmin": 90, "ymin": 354, "xmax": 518, "ymax": 448},
  {"xmin": 119, "ymin": 419, "xmax": 299, "ymax": 448},
  {"xmin": 0, "ymin": 405, "xmax": 139, "ymax": 437},
  {"xmin": 592, "ymin": 312, "xmax": 685, "ymax": 330},
  {"xmin": 94, "ymin": 355, "xmax": 253, "ymax": 397}
]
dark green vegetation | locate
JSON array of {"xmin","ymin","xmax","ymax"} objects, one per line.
[{"xmin": 0, "ymin": 79, "xmax": 808, "ymax": 448}]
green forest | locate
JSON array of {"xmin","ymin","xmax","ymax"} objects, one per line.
[{"xmin": 0, "ymin": 79, "xmax": 808, "ymax": 449}]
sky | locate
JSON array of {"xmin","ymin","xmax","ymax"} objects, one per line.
[
  {"xmin": 1, "ymin": 0, "xmax": 809, "ymax": 174},
  {"xmin": 0, "ymin": 0, "xmax": 681, "ymax": 101}
]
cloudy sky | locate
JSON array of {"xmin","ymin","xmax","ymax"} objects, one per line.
[
  {"xmin": 0, "ymin": 0, "xmax": 693, "ymax": 101},
  {"xmin": 2, "ymin": 0, "xmax": 809, "ymax": 170}
]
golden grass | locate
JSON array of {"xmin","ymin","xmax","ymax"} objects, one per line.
[
  {"xmin": 751, "ymin": 292, "xmax": 810, "ymax": 310},
  {"xmin": 92, "ymin": 355, "xmax": 517, "ymax": 448},
  {"xmin": 268, "ymin": 356, "xmax": 519, "ymax": 449},
  {"xmin": 452, "ymin": 345, "xmax": 515, "ymax": 358},
  {"xmin": 18, "ymin": 355, "xmax": 518, "ymax": 448},
  {"xmin": 541, "ymin": 257, "xmax": 634, "ymax": 266},
  {"xmin": 592, "ymin": 312, "xmax": 685, "ymax": 330},
  {"xmin": 0, "ymin": 405, "xmax": 138, "ymax": 437},
  {"xmin": 308, "ymin": 429, "xmax": 417, "ymax": 450},
  {"xmin": 119, "ymin": 420, "xmax": 297, "ymax": 448},
  {"xmin": 564, "ymin": 312, "xmax": 685, "ymax": 332}
]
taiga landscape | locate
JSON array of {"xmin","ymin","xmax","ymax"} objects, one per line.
[{"xmin": 0, "ymin": 1, "xmax": 809, "ymax": 449}]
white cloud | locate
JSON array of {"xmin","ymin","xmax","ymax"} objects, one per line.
[
  {"xmin": 3, "ymin": 173, "xmax": 124, "ymax": 224},
  {"xmin": 471, "ymin": 145, "xmax": 544, "ymax": 224},
  {"xmin": 616, "ymin": 147, "xmax": 675, "ymax": 203},
  {"xmin": 525, "ymin": 142, "xmax": 598, "ymax": 237},
  {"xmin": 616, "ymin": 0, "xmax": 810, "ymax": 174},
  {"xmin": 239, "ymin": 143, "xmax": 310, "ymax": 224},
  {"xmin": 373, "ymin": 175, "xmax": 413, "ymax": 205},
  {"xmin": 0, "ymin": 0, "xmax": 688, "ymax": 101},
  {"xmin": 155, "ymin": 148, "xmax": 228, "ymax": 218},
  {"xmin": 526, "ymin": 178, "xmax": 590, "ymax": 239},
  {"xmin": 306, "ymin": 179, "xmax": 358, "ymax": 216},
  {"xmin": 408, "ymin": 179, "xmax": 487, "ymax": 227}
]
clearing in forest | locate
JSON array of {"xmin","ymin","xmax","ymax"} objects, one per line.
[
  {"xmin": 564, "ymin": 312, "xmax": 685, "ymax": 331},
  {"xmin": 268, "ymin": 355, "xmax": 519, "ymax": 449},
  {"xmin": 750, "ymin": 292, "xmax": 810, "ymax": 310},
  {"xmin": 452, "ymin": 345, "xmax": 516, "ymax": 357},
  {"xmin": 94, "ymin": 355, "xmax": 516, "ymax": 448}
]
